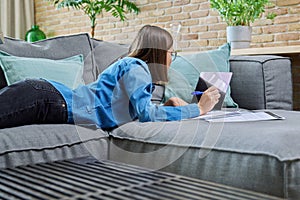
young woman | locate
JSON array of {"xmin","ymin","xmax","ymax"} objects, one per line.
[{"xmin": 0, "ymin": 25, "xmax": 220, "ymax": 129}]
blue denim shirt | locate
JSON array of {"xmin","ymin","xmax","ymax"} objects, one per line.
[{"xmin": 48, "ymin": 57, "xmax": 199, "ymax": 129}]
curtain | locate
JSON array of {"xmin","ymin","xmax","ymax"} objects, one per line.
[{"xmin": 0, "ymin": 0, "xmax": 34, "ymax": 39}]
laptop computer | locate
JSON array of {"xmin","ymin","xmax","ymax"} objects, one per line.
[{"xmin": 192, "ymin": 72, "xmax": 233, "ymax": 110}]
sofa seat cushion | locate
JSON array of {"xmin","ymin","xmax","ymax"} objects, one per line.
[
  {"xmin": 109, "ymin": 110, "xmax": 300, "ymax": 199},
  {"xmin": 0, "ymin": 33, "xmax": 96, "ymax": 88},
  {"xmin": 0, "ymin": 124, "xmax": 109, "ymax": 168}
]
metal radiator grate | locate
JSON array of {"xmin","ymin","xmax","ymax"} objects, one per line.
[{"xmin": 0, "ymin": 157, "xmax": 282, "ymax": 200}]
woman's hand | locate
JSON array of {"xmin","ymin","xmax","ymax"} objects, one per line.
[
  {"xmin": 164, "ymin": 97, "xmax": 188, "ymax": 106},
  {"xmin": 198, "ymin": 86, "xmax": 221, "ymax": 115}
]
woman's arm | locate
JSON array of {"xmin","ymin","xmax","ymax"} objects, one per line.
[
  {"xmin": 164, "ymin": 97, "xmax": 188, "ymax": 106},
  {"xmin": 122, "ymin": 62, "xmax": 200, "ymax": 122}
]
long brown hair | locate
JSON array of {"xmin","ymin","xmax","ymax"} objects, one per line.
[{"xmin": 128, "ymin": 25, "xmax": 173, "ymax": 83}]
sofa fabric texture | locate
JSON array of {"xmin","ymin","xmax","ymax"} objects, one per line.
[
  {"xmin": 230, "ymin": 56, "xmax": 293, "ymax": 110},
  {"xmin": 0, "ymin": 33, "xmax": 96, "ymax": 85},
  {"xmin": 164, "ymin": 43, "xmax": 237, "ymax": 108},
  {"xmin": 0, "ymin": 33, "xmax": 297, "ymax": 199},
  {"xmin": 0, "ymin": 124, "xmax": 109, "ymax": 168},
  {"xmin": 109, "ymin": 110, "xmax": 300, "ymax": 199},
  {"xmin": 0, "ymin": 51, "xmax": 85, "ymax": 89}
]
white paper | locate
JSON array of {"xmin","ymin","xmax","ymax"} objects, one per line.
[
  {"xmin": 194, "ymin": 110, "xmax": 242, "ymax": 120},
  {"xmin": 196, "ymin": 110, "xmax": 285, "ymax": 123}
]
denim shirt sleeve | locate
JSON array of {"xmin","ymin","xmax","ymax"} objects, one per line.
[{"xmin": 123, "ymin": 62, "xmax": 200, "ymax": 122}]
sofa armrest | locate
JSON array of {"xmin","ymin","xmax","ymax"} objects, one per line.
[{"xmin": 229, "ymin": 55, "xmax": 293, "ymax": 110}]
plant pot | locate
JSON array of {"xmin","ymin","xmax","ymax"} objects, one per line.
[{"xmin": 227, "ymin": 26, "xmax": 252, "ymax": 49}]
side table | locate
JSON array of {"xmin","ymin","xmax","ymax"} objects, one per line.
[{"xmin": 0, "ymin": 157, "xmax": 282, "ymax": 200}]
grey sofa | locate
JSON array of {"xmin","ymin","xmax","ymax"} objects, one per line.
[{"xmin": 0, "ymin": 33, "xmax": 299, "ymax": 199}]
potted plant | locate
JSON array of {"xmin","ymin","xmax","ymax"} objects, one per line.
[
  {"xmin": 210, "ymin": 0, "xmax": 276, "ymax": 49},
  {"xmin": 47, "ymin": 0, "xmax": 140, "ymax": 38}
]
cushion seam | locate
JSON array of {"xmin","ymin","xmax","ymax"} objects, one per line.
[
  {"xmin": 229, "ymin": 57, "xmax": 290, "ymax": 64},
  {"xmin": 0, "ymin": 137, "xmax": 107, "ymax": 156},
  {"xmin": 110, "ymin": 135, "xmax": 300, "ymax": 162}
]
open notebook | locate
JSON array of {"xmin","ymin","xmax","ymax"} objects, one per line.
[{"xmin": 192, "ymin": 72, "xmax": 232, "ymax": 110}]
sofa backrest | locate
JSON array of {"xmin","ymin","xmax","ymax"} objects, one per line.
[
  {"xmin": 0, "ymin": 34, "xmax": 131, "ymax": 89},
  {"xmin": 229, "ymin": 55, "xmax": 293, "ymax": 110},
  {"xmin": 0, "ymin": 34, "xmax": 293, "ymax": 110},
  {"xmin": 0, "ymin": 33, "xmax": 96, "ymax": 87},
  {"xmin": 91, "ymin": 38, "xmax": 129, "ymax": 76}
]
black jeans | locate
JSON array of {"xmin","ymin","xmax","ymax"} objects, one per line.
[{"xmin": 0, "ymin": 79, "xmax": 67, "ymax": 128}]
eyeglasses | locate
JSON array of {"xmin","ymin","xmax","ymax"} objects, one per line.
[{"xmin": 168, "ymin": 50, "xmax": 177, "ymax": 61}]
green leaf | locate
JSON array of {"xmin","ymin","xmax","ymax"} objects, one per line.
[
  {"xmin": 46, "ymin": 0, "xmax": 139, "ymax": 37},
  {"xmin": 209, "ymin": 0, "xmax": 274, "ymax": 26}
]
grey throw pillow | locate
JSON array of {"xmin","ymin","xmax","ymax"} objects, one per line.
[{"xmin": 0, "ymin": 33, "xmax": 96, "ymax": 88}]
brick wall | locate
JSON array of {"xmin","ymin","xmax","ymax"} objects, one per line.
[{"xmin": 35, "ymin": 0, "xmax": 300, "ymax": 51}]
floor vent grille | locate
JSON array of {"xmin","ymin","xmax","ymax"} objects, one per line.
[{"xmin": 0, "ymin": 157, "xmax": 282, "ymax": 200}]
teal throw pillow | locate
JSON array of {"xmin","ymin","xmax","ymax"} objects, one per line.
[
  {"xmin": 0, "ymin": 51, "xmax": 85, "ymax": 89},
  {"xmin": 164, "ymin": 43, "xmax": 238, "ymax": 108}
]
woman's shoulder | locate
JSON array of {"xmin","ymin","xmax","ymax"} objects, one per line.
[
  {"xmin": 116, "ymin": 57, "xmax": 149, "ymax": 72},
  {"xmin": 120, "ymin": 57, "xmax": 147, "ymax": 66}
]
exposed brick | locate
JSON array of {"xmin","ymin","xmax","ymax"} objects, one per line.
[
  {"xmin": 289, "ymin": 41, "xmax": 300, "ymax": 46},
  {"xmin": 137, "ymin": 0, "xmax": 149, "ymax": 5},
  {"xmin": 183, "ymin": 5, "xmax": 200, "ymax": 12},
  {"xmin": 110, "ymin": 29, "xmax": 122, "ymax": 35},
  {"xmin": 182, "ymin": 19, "xmax": 199, "ymax": 26},
  {"xmin": 129, "ymin": 20, "xmax": 142, "ymax": 26},
  {"xmin": 142, "ymin": 18, "xmax": 157, "ymax": 24},
  {"xmin": 182, "ymin": 34, "xmax": 199, "ymax": 40},
  {"xmin": 274, "ymin": 16, "xmax": 300, "ymax": 24},
  {"xmin": 116, "ymin": 21, "xmax": 128, "ymax": 28},
  {"xmin": 103, "ymin": 23, "xmax": 115, "ymax": 29},
  {"xmin": 165, "ymin": 7, "xmax": 182, "ymax": 15},
  {"xmin": 275, "ymin": 33, "xmax": 299, "ymax": 41},
  {"xmin": 151, "ymin": 0, "xmax": 161, "ymax": 3},
  {"xmin": 191, "ymin": 0, "xmax": 207, "ymax": 3},
  {"xmin": 252, "ymin": 19, "xmax": 274, "ymax": 26},
  {"xmin": 208, "ymin": 23, "xmax": 227, "ymax": 31},
  {"xmin": 140, "ymin": 4, "xmax": 157, "ymax": 12},
  {"xmin": 209, "ymin": 39, "xmax": 227, "ymax": 46},
  {"xmin": 209, "ymin": 10, "xmax": 220, "ymax": 16},
  {"xmin": 158, "ymin": 16, "xmax": 172, "ymax": 22},
  {"xmin": 174, "ymin": 0, "xmax": 190, "ymax": 6},
  {"xmin": 191, "ymin": 10, "xmax": 209, "ymax": 18},
  {"xmin": 173, "ymin": 13, "xmax": 190, "ymax": 20},
  {"xmin": 97, "ymin": 18, "xmax": 110, "ymax": 24},
  {"xmin": 190, "ymin": 25, "xmax": 208, "ymax": 32},
  {"xmin": 252, "ymin": 35, "xmax": 274, "ymax": 43},
  {"xmin": 263, "ymin": 41, "xmax": 288, "ymax": 47},
  {"xmin": 149, "ymin": 10, "xmax": 165, "ymax": 17},
  {"xmin": 250, "ymin": 44, "xmax": 263, "ymax": 48},
  {"xmin": 178, "ymin": 41, "xmax": 190, "ymax": 49},
  {"xmin": 266, "ymin": 8, "xmax": 288, "ymax": 16},
  {"xmin": 218, "ymin": 31, "xmax": 227, "ymax": 38},
  {"xmin": 115, "ymin": 34, "xmax": 128, "ymax": 40},
  {"xmin": 199, "ymin": 32, "xmax": 218, "ymax": 39},
  {"xmin": 206, "ymin": 17, "xmax": 219, "ymax": 24},
  {"xmin": 200, "ymin": 2, "xmax": 211, "ymax": 9},
  {"xmin": 189, "ymin": 40, "xmax": 208, "ymax": 47},
  {"xmin": 157, "ymin": 2, "xmax": 172, "ymax": 9},
  {"xmin": 35, "ymin": 0, "xmax": 300, "ymax": 51},
  {"xmin": 290, "ymin": 6, "xmax": 300, "ymax": 14},
  {"xmin": 262, "ymin": 25, "xmax": 287, "ymax": 33},
  {"xmin": 277, "ymin": 0, "xmax": 300, "ymax": 6},
  {"xmin": 252, "ymin": 27, "xmax": 263, "ymax": 34}
]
